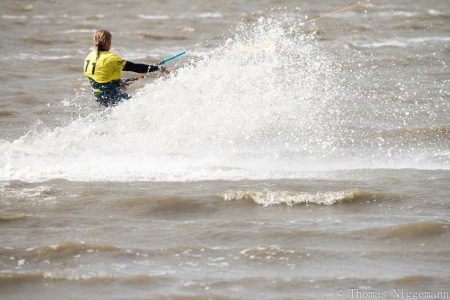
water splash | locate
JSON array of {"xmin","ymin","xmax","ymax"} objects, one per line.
[{"xmin": 0, "ymin": 16, "xmax": 448, "ymax": 182}]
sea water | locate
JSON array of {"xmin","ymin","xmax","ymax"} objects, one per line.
[{"xmin": 0, "ymin": 0, "xmax": 449, "ymax": 299}]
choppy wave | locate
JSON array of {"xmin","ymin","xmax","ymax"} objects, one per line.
[
  {"xmin": 351, "ymin": 36, "xmax": 450, "ymax": 48},
  {"xmin": 378, "ymin": 222, "xmax": 450, "ymax": 240},
  {"xmin": 0, "ymin": 241, "xmax": 119, "ymax": 259},
  {"xmin": 0, "ymin": 214, "xmax": 27, "ymax": 222},
  {"xmin": 219, "ymin": 189, "xmax": 363, "ymax": 206},
  {"xmin": 1, "ymin": 184, "xmax": 55, "ymax": 201},
  {"xmin": 354, "ymin": 222, "xmax": 450, "ymax": 242},
  {"xmin": 0, "ymin": 272, "xmax": 115, "ymax": 281},
  {"xmin": 134, "ymin": 31, "xmax": 186, "ymax": 40}
]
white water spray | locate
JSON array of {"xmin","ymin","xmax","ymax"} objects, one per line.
[{"xmin": 0, "ymin": 16, "xmax": 448, "ymax": 182}]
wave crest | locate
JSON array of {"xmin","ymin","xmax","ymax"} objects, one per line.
[{"xmin": 219, "ymin": 189, "xmax": 361, "ymax": 206}]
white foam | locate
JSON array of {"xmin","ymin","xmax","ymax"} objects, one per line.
[
  {"xmin": 197, "ymin": 13, "xmax": 223, "ymax": 18},
  {"xmin": 352, "ymin": 36, "xmax": 450, "ymax": 48},
  {"xmin": 0, "ymin": 17, "xmax": 448, "ymax": 182},
  {"xmin": 2, "ymin": 15, "xmax": 27, "ymax": 19},
  {"xmin": 220, "ymin": 189, "xmax": 358, "ymax": 206},
  {"xmin": 137, "ymin": 14, "xmax": 170, "ymax": 20}
]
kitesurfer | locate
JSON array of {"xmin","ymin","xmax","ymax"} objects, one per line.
[{"xmin": 84, "ymin": 29, "xmax": 169, "ymax": 107}]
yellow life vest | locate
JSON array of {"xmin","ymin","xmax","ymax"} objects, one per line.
[{"xmin": 83, "ymin": 50, "xmax": 126, "ymax": 83}]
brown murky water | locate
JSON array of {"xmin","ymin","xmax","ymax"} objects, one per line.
[{"xmin": 1, "ymin": 0, "xmax": 449, "ymax": 299}]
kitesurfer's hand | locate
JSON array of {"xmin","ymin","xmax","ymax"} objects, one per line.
[
  {"xmin": 120, "ymin": 81, "xmax": 128, "ymax": 91},
  {"xmin": 159, "ymin": 66, "xmax": 170, "ymax": 74}
]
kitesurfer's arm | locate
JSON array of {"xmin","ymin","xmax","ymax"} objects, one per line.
[
  {"xmin": 123, "ymin": 61, "xmax": 170, "ymax": 74},
  {"xmin": 120, "ymin": 61, "xmax": 169, "ymax": 91}
]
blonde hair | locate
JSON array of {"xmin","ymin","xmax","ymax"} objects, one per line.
[{"xmin": 93, "ymin": 29, "xmax": 112, "ymax": 61}]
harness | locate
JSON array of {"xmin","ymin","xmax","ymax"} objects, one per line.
[{"xmin": 88, "ymin": 78, "xmax": 131, "ymax": 107}]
